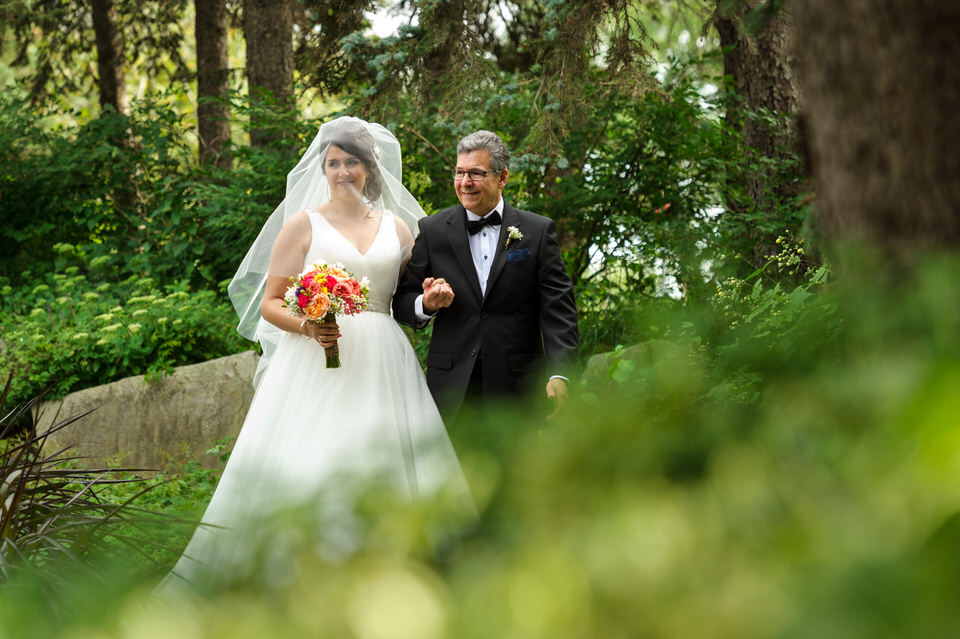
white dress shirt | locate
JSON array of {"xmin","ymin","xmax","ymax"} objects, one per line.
[{"xmin": 466, "ymin": 200, "xmax": 505, "ymax": 297}]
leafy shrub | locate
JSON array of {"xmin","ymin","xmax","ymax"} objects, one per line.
[
  {"xmin": 3, "ymin": 254, "xmax": 960, "ymax": 637},
  {"xmin": 583, "ymin": 246, "xmax": 837, "ymax": 408},
  {"xmin": 0, "ymin": 262, "xmax": 250, "ymax": 408},
  {"xmin": 0, "ymin": 384, "xmax": 163, "ymax": 583},
  {"xmin": 0, "ymin": 90, "xmax": 316, "ymax": 290},
  {"xmin": 85, "ymin": 446, "xmax": 228, "ymax": 572}
]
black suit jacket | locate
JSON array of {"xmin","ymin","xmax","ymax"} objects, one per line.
[{"xmin": 393, "ymin": 202, "xmax": 579, "ymax": 417}]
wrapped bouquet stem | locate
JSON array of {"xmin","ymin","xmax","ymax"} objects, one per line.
[
  {"xmin": 320, "ymin": 312, "xmax": 340, "ymax": 367},
  {"xmin": 284, "ymin": 262, "xmax": 369, "ymax": 368}
]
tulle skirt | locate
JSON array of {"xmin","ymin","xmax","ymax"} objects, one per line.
[{"xmin": 157, "ymin": 311, "xmax": 469, "ymax": 593}]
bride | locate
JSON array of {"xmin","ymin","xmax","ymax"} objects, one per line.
[{"xmin": 157, "ymin": 117, "xmax": 469, "ymax": 593}]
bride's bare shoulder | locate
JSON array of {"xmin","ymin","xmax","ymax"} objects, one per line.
[
  {"xmin": 389, "ymin": 211, "xmax": 413, "ymax": 245},
  {"xmin": 283, "ymin": 209, "xmax": 312, "ymax": 228},
  {"xmin": 277, "ymin": 210, "xmax": 312, "ymax": 244}
]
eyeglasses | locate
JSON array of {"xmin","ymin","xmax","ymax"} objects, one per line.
[{"xmin": 452, "ymin": 168, "xmax": 497, "ymax": 182}]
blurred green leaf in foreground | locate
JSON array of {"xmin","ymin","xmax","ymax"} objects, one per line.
[{"xmin": 4, "ymin": 251, "xmax": 960, "ymax": 638}]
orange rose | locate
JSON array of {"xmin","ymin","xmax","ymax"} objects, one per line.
[{"xmin": 305, "ymin": 294, "xmax": 331, "ymax": 320}]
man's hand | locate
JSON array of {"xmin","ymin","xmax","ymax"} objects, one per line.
[
  {"xmin": 545, "ymin": 377, "xmax": 568, "ymax": 420},
  {"xmin": 422, "ymin": 277, "xmax": 454, "ymax": 314}
]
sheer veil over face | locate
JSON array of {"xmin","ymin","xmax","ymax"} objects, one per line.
[
  {"xmin": 227, "ymin": 116, "xmax": 426, "ymax": 383},
  {"xmin": 324, "ymin": 146, "xmax": 372, "ymax": 203}
]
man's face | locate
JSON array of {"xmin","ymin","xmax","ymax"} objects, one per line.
[{"xmin": 454, "ymin": 150, "xmax": 507, "ymax": 215}]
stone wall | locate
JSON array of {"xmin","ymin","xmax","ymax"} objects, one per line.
[{"xmin": 38, "ymin": 351, "xmax": 260, "ymax": 473}]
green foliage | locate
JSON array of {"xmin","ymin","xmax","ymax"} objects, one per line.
[
  {"xmin": 712, "ymin": 263, "xmax": 835, "ymax": 372},
  {"xmin": 0, "ymin": 390, "xmax": 164, "ymax": 585},
  {"xmin": 0, "ymin": 260, "xmax": 249, "ymax": 408},
  {"xmin": 0, "ymin": 0, "xmax": 190, "ymax": 107},
  {"xmin": 4, "ymin": 254, "xmax": 960, "ymax": 637},
  {"xmin": 0, "ymin": 90, "xmax": 319, "ymax": 289},
  {"xmin": 715, "ymin": 94, "xmax": 811, "ymax": 278},
  {"xmin": 1, "ymin": 2, "xmax": 947, "ymax": 634},
  {"xmin": 87, "ymin": 453, "xmax": 226, "ymax": 572},
  {"xmin": 170, "ymin": 91, "xmax": 318, "ymax": 284},
  {"xmin": 1, "ymin": 89, "xmax": 193, "ymax": 282},
  {"xmin": 586, "ymin": 253, "xmax": 836, "ymax": 413},
  {"xmin": 358, "ymin": 55, "xmax": 808, "ymax": 362}
]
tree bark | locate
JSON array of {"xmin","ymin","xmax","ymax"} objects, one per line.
[
  {"xmin": 196, "ymin": 0, "xmax": 233, "ymax": 168},
  {"xmin": 91, "ymin": 0, "xmax": 128, "ymax": 115},
  {"xmin": 243, "ymin": 0, "xmax": 294, "ymax": 148},
  {"xmin": 792, "ymin": 0, "xmax": 960, "ymax": 253},
  {"xmin": 715, "ymin": 1, "xmax": 802, "ymax": 266},
  {"xmin": 717, "ymin": 3, "xmax": 800, "ymax": 130}
]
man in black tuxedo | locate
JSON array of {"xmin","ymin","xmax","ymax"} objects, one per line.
[{"xmin": 393, "ymin": 130, "xmax": 579, "ymax": 423}]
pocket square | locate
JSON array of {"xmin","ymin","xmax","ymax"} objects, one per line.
[{"xmin": 507, "ymin": 248, "xmax": 531, "ymax": 263}]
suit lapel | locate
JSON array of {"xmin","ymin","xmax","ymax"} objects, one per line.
[
  {"xmin": 445, "ymin": 207, "xmax": 483, "ymax": 304},
  {"xmin": 483, "ymin": 204, "xmax": 518, "ymax": 305}
]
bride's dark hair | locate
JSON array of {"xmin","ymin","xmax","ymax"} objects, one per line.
[{"xmin": 325, "ymin": 124, "xmax": 383, "ymax": 202}]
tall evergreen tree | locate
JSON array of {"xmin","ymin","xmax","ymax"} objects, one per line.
[
  {"xmin": 196, "ymin": 0, "xmax": 233, "ymax": 168},
  {"xmin": 792, "ymin": 0, "xmax": 960, "ymax": 254},
  {"xmin": 1, "ymin": 1, "xmax": 187, "ymax": 112},
  {"xmin": 91, "ymin": 0, "xmax": 128, "ymax": 114},
  {"xmin": 292, "ymin": 0, "xmax": 374, "ymax": 100},
  {"xmin": 713, "ymin": 0, "xmax": 803, "ymax": 266},
  {"xmin": 243, "ymin": 0, "xmax": 294, "ymax": 148}
]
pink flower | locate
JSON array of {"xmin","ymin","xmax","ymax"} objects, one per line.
[{"xmin": 284, "ymin": 264, "xmax": 369, "ymax": 326}]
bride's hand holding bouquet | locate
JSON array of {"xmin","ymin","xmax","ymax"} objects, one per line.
[{"xmin": 284, "ymin": 262, "xmax": 369, "ymax": 368}]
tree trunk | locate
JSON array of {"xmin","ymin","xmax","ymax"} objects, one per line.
[
  {"xmin": 792, "ymin": 0, "xmax": 960, "ymax": 253},
  {"xmin": 717, "ymin": 3, "xmax": 800, "ymax": 132},
  {"xmin": 91, "ymin": 0, "xmax": 138, "ymax": 220},
  {"xmin": 243, "ymin": 0, "xmax": 294, "ymax": 148},
  {"xmin": 715, "ymin": 1, "xmax": 802, "ymax": 267},
  {"xmin": 196, "ymin": 0, "xmax": 233, "ymax": 169},
  {"xmin": 420, "ymin": 0, "xmax": 467, "ymax": 77},
  {"xmin": 91, "ymin": 0, "xmax": 128, "ymax": 115}
]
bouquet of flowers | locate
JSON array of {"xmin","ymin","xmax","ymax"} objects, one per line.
[{"xmin": 283, "ymin": 262, "xmax": 369, "ymax": 368}]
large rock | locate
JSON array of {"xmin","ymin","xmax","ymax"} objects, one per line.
[
  {"xmin": 580, "ymin": 340, "xmax": 698, "ymax": 388},
  {"xmin": 38, "ymin": 351, "xmax": 260, "ymax": 473}
]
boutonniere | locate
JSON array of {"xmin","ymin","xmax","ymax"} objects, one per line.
[{"xmin": 505, "ymin": 226, "xmax": 523, "ymax": 249}]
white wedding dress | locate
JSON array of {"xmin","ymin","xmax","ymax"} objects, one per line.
[{"xmin": 158, "ymin": 210, "xmax": 469, "ymax": 593}]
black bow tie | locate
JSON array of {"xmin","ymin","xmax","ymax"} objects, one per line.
[{"xmin": 466, "ymin": 211, "xmax": 502, "ymax": 235}]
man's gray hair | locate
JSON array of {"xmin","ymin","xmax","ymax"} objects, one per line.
[{"xmin": 457, "ymin": 130, "xmax": 510, "ymax": 173}]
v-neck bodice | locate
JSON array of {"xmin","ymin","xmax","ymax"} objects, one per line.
[{"xmin": 305, "ymin": 210, "xmax": 400, "ymax": 313}]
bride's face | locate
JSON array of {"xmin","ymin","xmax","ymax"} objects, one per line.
[{"xmin": 325, "ymin": 145, "xmax": 368, "ymax": 198}]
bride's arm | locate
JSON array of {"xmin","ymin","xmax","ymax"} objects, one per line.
[
  {"xmin": 393, "ymin": 214, "xmax": 452, "ymax": 319},
  {"xmin": 394, "ymin": 214, "xmax": 415, "ymax": 279},
  {"xmin": 261, "ymin": 211, "xmax": 339, "ymax": 343}
]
